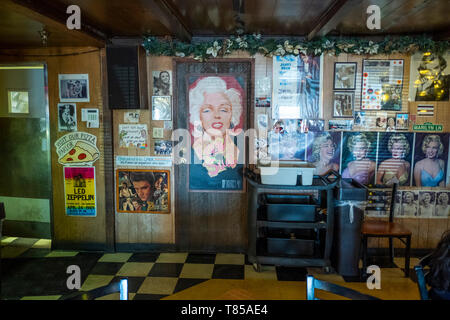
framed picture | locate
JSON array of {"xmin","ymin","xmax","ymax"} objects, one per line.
[
  {"xmin": 59, "ymin": 74, "xmax": 90, "ymax": 102},
  {"xmin": 153, "ymin": 71, "xmax": 172, "ymax": 96},
  {"xmin": 58, "ymin": 103, "xmax": 77, "ymax": 132},
  {"xmin": 395, "ymin": 113, "xmax": 409, "ymax": 130},
  {"xmin": 386, "ymin": 116, "xmax": 396, "ymax": 131},
  {"xmin": 333, "ymin": 92, "xmax": 354, "ymax": 118},
  {"xmin": 154, "ymin": 140, "xmax": 173, "ymax": 155},
  {"xmin": 268, "ymin": 119, "xmax": 306, "ymax": 161},
  {"xmin": 333, "ymin": 62, "xmax": 357, "ymax": 90},
  {"xmin": 7, "ymin": 90, "xmax": 29, "ymax": 114},
  {"xmin": 116, "ymin": 169, "xmax": 170, "ymax": 213},
  {"xmin": 152, "ymin": 96, "xmax": 172, "ymax": 121}
]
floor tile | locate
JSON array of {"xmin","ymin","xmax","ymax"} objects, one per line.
[
  {"xmin": 96, "ymin": 293, "xmax": 136, "ymax": 300},
  {"xmin": 80, "ymin": 275, "xmax": 115, "ymax": 291},
  {"xmin": 116, "ymin": 262, "xmax": 154, "ymax": 277},
  {"xmin": 137, "ymin": 277, "xmax": 178, "ymax": 295},
  {"xmin": 244, "ymin": 264, "xmax": 277, "ymax": 280},
  {"xmin": 98, "ymin": 253, "xmax": 133, "ymax": 263},
  {"xmin": 1, "ymin": 237, "xmax": 18, "ymax": 246},
  {"xmin": 128, "ymin": 252, "xmax": 160, "ymax": 263},
  {"xmin": 156, "ymin": 252, "xmax": 188, "ymax": 263},
  {"xmin": 32, "ymin": 239, "xmax": 52, "ymax": 249},
  {"xmin": 18, "ymin": 248, "xmax": 51, "ymax": 258},
  {"xmin": 185, "ymin": 253, "xmax": 216, "ymax": 264},
  {"xmin": 45, "ymin": 250, "xmax": 79, "ymax": 258},
  {"xmin": 276, "ymin": 266, "xmax": 307, "ymax": 281},
  {"xmin": 215, "ymin": 253, "xmax": 245, "ymax": 265},
  {"xmin": 111, "ymin": 276, "xmax": 146, "ymax": 293},
  {"xmin": 20, "ymin": 295, "xmax": 62, "ymax": 300},
  {"xmin": 179, "ymin": 263, "xmax": 214, "ymax": 279},
  {"xmin": 212, "ymin": 264, "xmax": 244, "ymax": 279},
  {"xmin": 148, "ymin": 263, "xmax": 183, "ymax": 277},
  {"xmin": 1, "ymin": 246, "xmax": 31, "ymax": 258},
  {"xmin": 8, "ymin": 237, "xmax": 40, "ymax": 247},
  {"xmin": 173, "ymin": 278, "xmax": 208, "ymax": 294},
  {"xmin": 133, "ymin": 293, "xmax": 168, "ymax": 300},
  {"xmin": 90, "ymin": 262, "xmax": 125, "ymax": 275}
]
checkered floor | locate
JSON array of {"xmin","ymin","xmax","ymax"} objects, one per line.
[{"xmin": 1, "ymin": 237, "xmax": 424, "ymax": 300}]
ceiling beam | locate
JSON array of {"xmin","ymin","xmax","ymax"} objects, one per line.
[
  {"xmin": 307, "ymin": 0, "xmax": 353, "ymax": 40},
  {"xmin": 152, "ymin": 0, "xmax": 192, "ymax": 42},
  {"xmin": 8, "ymin": 0, "xmax": 107, "ymax": 45}
]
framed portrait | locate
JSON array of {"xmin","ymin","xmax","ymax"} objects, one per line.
[
  {"xmin": 187, "ymin": 74, "xmax": 246, "ymax": 192},
  {"xmin": 268, "ymin": 119, "xmax": 306, "ymax": 161},
  {"xmin": 333, "ymin": 91, "xmax": 354, "ymax": 118},
  {"xmin": 154, "ymin": 140, "xmax": 173, "ymax": 155},
  {"xmin": 386, "ymin": 116, "xmax": 396, "ymax": 132},
  {"xmin": 306, "ymin": 131, "xmax": 341, "ymax": 175},
  {"xmin": 333, "ymin": 62, "xmax": 357, "ymax": 90},
  {"xmin": 59, "ymin": 74, "xmax": 90, "ymax": 102},
  {"xmin": 395, "ymin": 113, "xmax": 409, "ymax": 130},
  {"xmin": 153, "ymin": 70, "xmax": 172, "ymax": 96},
  {"xmin": 434, "ymin": 191, "xmax": 450, "ymax": 217},
  {"xmin": 116, "ymin": 169, "xmax": 170, "ymax": 214},
  {"xmin": 417, "ymin": 191, "xmax": 435, "ymax": 218},
  {"xmin": 152, "ymin": 96, "xmax": 172, "ymax": 121},
  {"xmin": 58, "ymin": 103, "xmax": 77, "ymax": 132},
  {"xmin": 7, "ymin": 90, "xmax": 29, "ymax": 114}
]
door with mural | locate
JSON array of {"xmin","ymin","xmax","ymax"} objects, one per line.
[{"xmin": 174, "ymin": 59, "xmax": 253, "ymax": 252}]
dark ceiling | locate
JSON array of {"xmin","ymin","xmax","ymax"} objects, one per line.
[{"xmin": 0, "ymin": 0, "xmax": 449, "ymax": 48}]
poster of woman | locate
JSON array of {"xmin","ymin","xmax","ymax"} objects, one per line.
[
  {"xmin": 306, "ymin": 132, "xmax": 341, "ymax": 175},
  {"xmin": 413, "ymin": 133, "xmax": 449, "ymax": 187},
  {"xmin": 188, "ymin": 75, "xmax": 245, "ymax": 191},
  {"xmin": 418, "ymin": 191, "xmax": 435, "ymax": 217},
  {"xmin": 341, "ymin": 132, "xmax": 377, "ymax": 185},
  {"xmin": 434, "ymin": 191, "xmax": 450, "ymax": 217},
  {"xmin": 400, "ymin": 190, "xmax": 418, "ymax": 217},
  {"xmin": 376, "ymin": 133, "xmax": 413, "ymax": 187}
]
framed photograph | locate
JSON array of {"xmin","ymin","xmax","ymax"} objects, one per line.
[
  {"xmin": 328, "ymin": 119, "xmax": 354, "ymax": 131},
  {"xmin": 58, "ymin": 103, "xmax": 77, "ymax": 132},
  {"xmin": 59, "ymin": 74, "xmax": 89, "ymax": 102},
  {"xmin": 268, "ymin": 119, "xmax": 306, "ymax": 161},
  {"xmin": 7, "ymin": 90, "xmax": 29, "ymax": 114},
  {"xmin": 333, "ymin": 92, "xmax": 354, "ymax": 117},
  {"xmin": 116, "ymin": 169, "xmax": 170, "ymax": 214},
  {"xmin": 333, "ymin": 62, "xmax": 357, "ymax": 90},
  {"xmin": 255, "ymin": 97, "xmax": 271, "ymax": 108},
  {"xmin": 152, "ymin": 96, "xmax": 172, "ymax": 121},
  {"xmin": 395, "ymin": 113, "xmax": 409, "ymax": 130},
  {"xmin": 153, "ymin": 71, "xmax": 172, "ymax": 96},
  {"xmin": 386, "ymin": 117, "xmax": 396, "ymax": 131},
  {"xmin": 154, "ymin": 140, "xmax": 173, "ymax": 155}
]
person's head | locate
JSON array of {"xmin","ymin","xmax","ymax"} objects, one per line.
[
  {"xmin": 403, "ymin": 191, "xmax": 414, "ymax": 204},
  {"xmin": 438, "ymin": 192, "xmax": 449, "ymax": 205},
  {"xmin": 312, "ymin": 133, "xmax": 336, "ymax": 163},
  {"xmin": 122, "ymin": 182, "xmax": 128, "ymax": 188},
  {"xmin": 131, "ymin": 197, "xmax": 141, "ymax": 210},
  {"xmin": 421, "ymin": 192, "xmax": 431, "ymax": 205},
  {"xmin": 427, "ymin": 230, "xmax": 450, "ymax": 291},
  {"xmin": 388, "ymin": 134, "xmax": 410, "ymax": 159},
  {"xmin": 348, "ymin": 134, "xmax": 370, "ymax": 161},
  {"xmin": 130, "ymin": 172, "xmax": 155, "ymax": 202},
  {"xmin": 189, "ymin": 77, "xmax": 242, "ymax": 137},
  {"xmin": 155, "ymin": 175, "xmax": 163, "ymax": 184},
  {"xmin": 159, "ymin": 71, "xmax": 170, "ymax": 84},
  {"xmin": 422, "ymin": 134, "xmax": 444, "ymax": 159}
]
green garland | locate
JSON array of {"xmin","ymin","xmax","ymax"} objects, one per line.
[{"xmin": 142, "ymin": 34, "xmax": 450, "ymax": 60}]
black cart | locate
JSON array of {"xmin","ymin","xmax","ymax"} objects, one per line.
[{"xmin": 245, "ymin": 170, "xmax": 340, "ymax": 272}]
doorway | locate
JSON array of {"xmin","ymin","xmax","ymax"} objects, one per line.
[{"xmin": 0, "ymin": 63, "xmax": 52, "ymax": 239}]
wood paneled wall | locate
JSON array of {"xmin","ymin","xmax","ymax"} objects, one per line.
[{"xmin": 0, "ymin": 48, "xmax": 108, "ymax": 250}]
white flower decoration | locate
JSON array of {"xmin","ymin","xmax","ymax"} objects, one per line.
[{"xmin": 206, "ymin": 41, "xmax": 221, "ymax": 57}]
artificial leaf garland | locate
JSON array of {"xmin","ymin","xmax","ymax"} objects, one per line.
[{"xmin": 142, "ymin": 34, "xmax": 450, "ymax": 60}]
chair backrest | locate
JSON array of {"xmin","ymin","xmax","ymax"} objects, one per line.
[
  {"xmin": 62, "ymin": 278, "xmax": 128, "ymax": 300},
  {"xmin": 414, "ymin": 265, "xmax": 429, "ymax": 300},
  {"xmin": 306, "ymin": 275, "xmax": 380, "ymax": 300},
  {"xmin": 388, "ymin": 183, "xmax": 398, "ymax": 222}
]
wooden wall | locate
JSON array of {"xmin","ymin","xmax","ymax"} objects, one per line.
[{"xmin": 0, "ymin": 48, "xmax": 108, "ymax": 250}]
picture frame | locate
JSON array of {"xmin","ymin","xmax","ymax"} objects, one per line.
[
  {"xmin": 332, "ymin": 91, "xmax": 354, "ymax": 118},
  {"xmin": 333, "ymin": 62, "xmax": 357, "ymax": 90},
  {"xmin": 395, "ymin": 113, "xmax": 409, "ymax": 130},
  {"xmin": 116, "ymin": 169, "xmax": 170, "ymax": 214},
  {"xmin": 59, "ymin": 74, "xmax": 90, "ymax": 102},
  {"xmin": 58, "ymin": 103, "xmax": 77, "ymax": 132},
  {"xmin": 7, "ymin": 89, "xmax": 29, "ymax": 114},
  {"xmin": 152, "ymin": 95, "xmax": 172, "ymax": 121},
  {"xmin": 152, "ymin": 70, "xmax": 172, "ymax": 96}
]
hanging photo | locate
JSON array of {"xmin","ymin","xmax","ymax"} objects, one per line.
[
  {"xmin": 154, "ymin": 140, "xmax": 173, "ymax": 155},
  {"xmin": 361, "ymin": 59, "xmax": 403, "ymax": 110},
  {"xmin": 58, "ymin": 103, "xmax": 77, "ymax": 132},
  {"xmin": 306, "ymin": 131, "xmax": 341, "ymax": 175},
  {"xmin": 64, "ymin": 166, "xmax": 96, "ymax": 217},
  {"xmin": 333, "ymin": 92, "xmax": 354, "ymax": 117},
  {"xmin": 395, "ymin": 113, "xmax": 409, "ymax": 130},
  {"xmin": 59, "ymin": 74, "xmax": 90, "ymax": 102},
  {"xmin": 187, "ymin": 75, "xmax": 246, "ymax": 191},
  {"xmin": 417, "ymin": 191, "xmax": 436, "ymax": 217},
  {"xmin": 306, "ymin": 119, "xmax": 325, "ymax": 132},
  {"xmin": 152, "ymin": 96, "xmax": 172, "ymax": 121},
  {"xmin": 398, "ymin": 190, "xmax": 419, "ymax": 217},
  {"xmin": 257, "ymin": 113, "xmax": 268, "ymax": 129},
  {"xmin": 333, "ymin": 62, "xmax": 357, "ymax": 90},
  {"xmin": 413, "ymin": 133, "xmax": 449, "ymax": 187},
  {"xmin": 434, "ymin": 191, "xmax": 450, "ymax": 217},
  {"xmin": 116, "ymin": 169, "xmax": 170, "ymax": 213},
  {"xmin": 409, "ymin": 51, "xmax": 450, "ymax": 101},
  {"xmin": 386, "ymin": 116, "xmax": 396, "ymax": 132},
  {"xmin": 153, "ymin": 70, "xmax": 172, "ymax": 96},
  {"xmin": 268, "ymin": 119, "xmax": 306, "ymax": 161},
  {"xmin": 375, "ymin": 112, "xmax": 387, "ymax": 130},
  {"xmin": 328, "ymin": 119, "xmax": 353, "ymax": 131},
  {"xmin": 255, "ymin": 97, "xmax": 271, "ymax": 108},
  {"xmin": 7, "ymin": 90, "xmax": 29, "ymax": 114}
]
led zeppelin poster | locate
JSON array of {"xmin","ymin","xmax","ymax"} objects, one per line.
[{"xmin": 64, "ymin": 166, "xmax": 96, "ymax": 217}]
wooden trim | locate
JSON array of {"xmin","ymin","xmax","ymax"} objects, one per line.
[{"xmin": 307, "ymin": 0, "xmax": 352, "ymax": 40}]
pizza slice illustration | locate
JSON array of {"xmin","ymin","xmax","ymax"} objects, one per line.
[{"xmin": 59, "ymin": 141, "xmax": 99, "ymax": 164}]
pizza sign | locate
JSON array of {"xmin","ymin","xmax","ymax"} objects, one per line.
[{"xmin": 55, "ymin": 132, "xmax": 100, "ymax": 166}]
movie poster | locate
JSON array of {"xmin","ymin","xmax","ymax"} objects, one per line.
[
  {"xmin": 64, "ymin": 167, "xmax": 96, "ymax": 216},
  {"xmin": 306, "ymin": 131, "xmax": 341, "ymax": 175}
]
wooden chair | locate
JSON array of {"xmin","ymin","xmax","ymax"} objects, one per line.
[
  {"xmin": 361, "ymin": 183, "xmax": 412, "ymax": 277},
  {"xmin": 306, "ymin": 275, "xmax": 380, "ymax": 300},
  {"xmin": 61, "ymin": 278, "xmax": 129, "ymax": 300}
]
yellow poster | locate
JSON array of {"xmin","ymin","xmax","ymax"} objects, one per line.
[{"xmin": 64, "ymin": 166, "xmax": 96, "ymax": 216}]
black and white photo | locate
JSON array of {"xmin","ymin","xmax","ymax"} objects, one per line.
[
  {"xmin": 333, "ymin": 92, "xmax": 354, "ymax": 117},
  {"xmin": 400, "ymin": 190, "xmax": 418, "ymax": 217},
  {"xmin": 418, "ymin": 191, "xmax": 435, "ymax": 217},
  {"xmin": 153, "ymin": 70, "xmax": 172, "ymax": 96},
  {"xmin": 58, "ymin": 103, "xmax": 77, "ymax": 131},
  {"xmin": 152, "ymin": 96, "xmax": 172, "ymax": 121},
  {"xmin": 334, "ymin": 62, "xmax": 357, "ymax": 90},
  {"xmin": 59, "ymin": 74, "xmax": 89, "ymax": 102}
]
